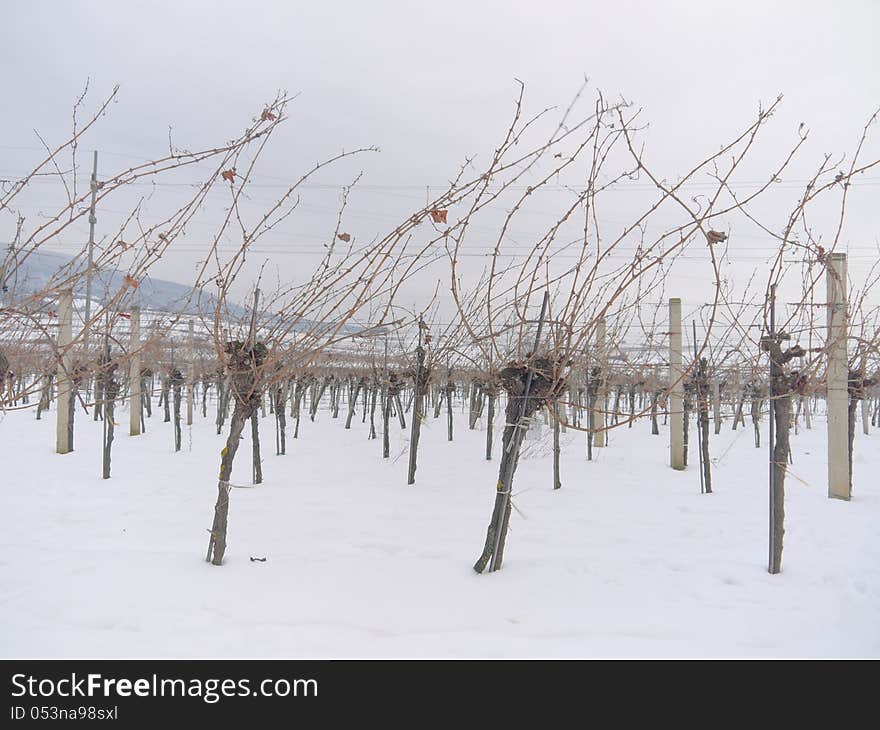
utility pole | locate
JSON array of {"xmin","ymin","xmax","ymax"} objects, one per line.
[{"xmin": 1, "ymin": 218, "xmax": 23, "ymax": 308}]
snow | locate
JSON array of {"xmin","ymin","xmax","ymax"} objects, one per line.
[{"xmin": 1, "ymin": 398, "xmax": 878, "ymax": 658}]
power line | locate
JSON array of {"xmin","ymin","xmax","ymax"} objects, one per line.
[{"xmin": 4, "ymin": 169, "xmax": 880, "ymax": 191}]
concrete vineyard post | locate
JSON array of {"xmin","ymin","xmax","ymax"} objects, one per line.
[{"xmin": 826, "ymin": 253, "xmax": 849, "ymax": 500}]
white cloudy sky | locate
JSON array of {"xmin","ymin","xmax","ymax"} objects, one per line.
[{"xmin": 2, "ymin": 0, "xmax": 879, "ymax": 326}]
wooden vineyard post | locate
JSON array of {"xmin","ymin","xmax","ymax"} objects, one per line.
[
  {"xmin": 669, "ymin": 298, "xmax": 685, "ymax": 470},
  {"xmin": 768, "ymin": 285, "xmax": 779, "ymax": 572},
  {"xmin": 446, "ymin": 378, "xmax": 455, "ymax": 443},
  {"xmin": 593, "ymin": 317, "xmax": 607, "ymax": 448},
  {"xmin": 129, "ymin": 306, "xmax": 142, "ymax": 437},
  {"xmin": 485, "ymin": 381, "xmax": 496, "ymax": 460},
  {"xmin": 171, "ymin": 368, "xmax": 184, "ymax": 452},
  {"xmin": 55, "ymin": 289, "xmax": 74, "ymax": 454},
  {"xmin": 860, "ymin": 349, "xmax": 869, "ymax": 436},
  {"xmin": 187, "ymin": 319, "xmax": 194, "ymax": 427},
  {"xmin": 552, "ymin": 400, "xmax": 562, "ymax": 490},
  {"xmin": 650, "ymin": 364, "xmax": 661, "ymax": 436}
]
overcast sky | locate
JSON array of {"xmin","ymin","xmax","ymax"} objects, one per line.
[{"xmin": 2, "ymin": 0, "xmax": 879, "ymax": 325}]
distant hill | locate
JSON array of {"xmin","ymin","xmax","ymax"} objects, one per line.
[
  {"xmin": 2, "ymin": 249, "xmax": 369, "ymax": 336},
  {"xmin": 2, "ymin": 249, "xmax": 245, "ymax": 318}
]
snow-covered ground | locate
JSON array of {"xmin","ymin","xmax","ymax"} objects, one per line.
[{"xmin": 1, "ymin": 398, "xmax": 877, "ymax": 658}]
